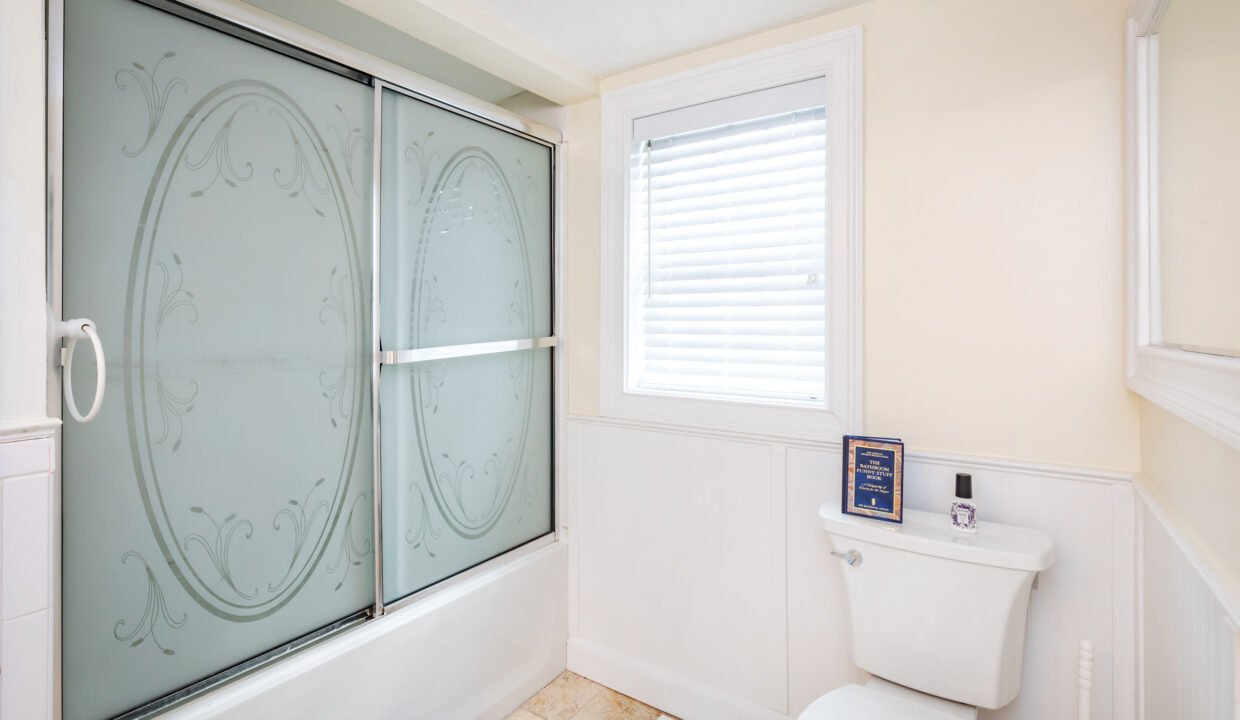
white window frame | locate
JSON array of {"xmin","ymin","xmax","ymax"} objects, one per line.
[
  {"xmin": 599, "ymin": 27, "xmax": 862, "ymax": 441},
  {"xmin": 1127, "ymin": 2, "xmax": 1240, "ymax": 452}
]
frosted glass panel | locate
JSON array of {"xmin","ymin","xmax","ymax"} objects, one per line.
[
  {"xmin": 379, "ymin": 88, "xmax": 554, "ymax": 602},
  {"xmin": 381, "ymin": 349, "xmax": 553, "ymax": 599},
  {"xmin": 380, "ymin": 90, "xmax": 553, "ymax": 350},
  {"xmin": 61, "ymin": 1, "xmax": 374, "ymax": 718}
]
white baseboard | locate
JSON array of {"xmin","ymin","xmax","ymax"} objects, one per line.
[{"xmin": 567, "ymin": 637, "xmax": 792, "ymax": 720}]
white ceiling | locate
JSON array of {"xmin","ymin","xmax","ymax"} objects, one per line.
[{"xmin": 419, "ymin": 0, "xmax": 866, "ymax": 77}]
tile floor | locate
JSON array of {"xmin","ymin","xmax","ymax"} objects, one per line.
[{"xmin": 508, "ymin": 671, "xmax": 679, "ymax": 720}]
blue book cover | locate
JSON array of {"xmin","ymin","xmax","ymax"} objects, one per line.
[{"xmin": 841, "ymin": 435, "xmax": 904, "ymax": 523}]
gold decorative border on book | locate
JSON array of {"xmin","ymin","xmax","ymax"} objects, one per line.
[{"xmin": 845, "ymin": 438, "xmax": 903, "ymax": 520}]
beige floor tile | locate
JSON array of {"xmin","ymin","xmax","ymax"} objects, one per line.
[
  {"xmin": 504, "ymin": 711, "xmax": 542, "ymax": 720},
  {"xmin": 521, "ymin": 671, "xmax": 606, "ymax": 720},
  {"xmin": 571, "ymin": 689, "xmax": 662, "ymax": 720}
]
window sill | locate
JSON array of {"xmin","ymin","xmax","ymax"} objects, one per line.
[{"xmin": 600, "ymin": 387, "xmax": 850, "ymax": 444}]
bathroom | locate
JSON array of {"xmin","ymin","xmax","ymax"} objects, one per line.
[{"xmin": 0, "ymin": 0, "xmax": 1237, "ymax": 718}]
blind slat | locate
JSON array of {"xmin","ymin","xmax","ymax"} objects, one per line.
[
  {"xmin": 642, "ymin": 335, "xmax": 825, "ymax": 351},
  {"xmin": 651, "ymin": 245, "xmax": 823, "ymax": 270},
  {"xmin": 640, "ymin": 131, "xmax": 827, "ymax": 178},
  {"xmin": 648, "ymin": 229, "xmax": 826, "ymax": 256},
  {"xmin": 648, "ymin": 259, "xmax": 823, "ymax": 283},
  {"xmin": 638, "ymin": 214, "xmax": 828, "ymax": 243},
  {"xmin": 643, "ymin": 318, "xmax": 825, "ymax": 332},
  {"xmin": 642, "ymin": 182, "xmax": 827, "ymax": 221},
  {"xmin": 639, "ymin": 151, "xmax": 826, "ymax": 191},
  {"xmin": 642, "ymin": 167, "xmax": 826, "ymax": 205},
  {"xmin": 642, "ymin": 289, "xmax": 826, "ymax": 308},
  {"xmin": 641, "ymin": 361, "xmax": 824, "ymax": 381},
  {"xmin": 644, "ymin": 306, "xmax": 825, "ymax": 321}
]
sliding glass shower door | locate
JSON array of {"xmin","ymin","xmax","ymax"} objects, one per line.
[
  {"xmin": 378, "ymin": 88, "xmax": 554, "ymax": 604},
  {"xmin": 59, "ymin": 2, "xmax": 555, "ymax": 718},
  {"xmin": 60, "ymin": 1, "xmax": 374, "ymax": 717}
]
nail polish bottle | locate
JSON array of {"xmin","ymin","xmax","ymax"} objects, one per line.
[{"xmin": 950, "ymin": 473, "xmax": 977, "ymax": 533}]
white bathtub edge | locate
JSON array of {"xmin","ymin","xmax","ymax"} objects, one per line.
[{"xmin": 164, "ymin": 539, "xmax": 568, "ymax": 719}]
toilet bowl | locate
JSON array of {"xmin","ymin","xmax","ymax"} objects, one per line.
[
  {"xmin": 800, "ymin": 505, "xmax": 1055, "ymax": 717},
  {"xmin": 799, "ymin": 677, "xmax": 976, "ymax": 720}
]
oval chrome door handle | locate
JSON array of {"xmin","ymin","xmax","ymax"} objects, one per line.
[{"xmin": 831, "ymin": 549, "xmax": 862, "ymax": 567}]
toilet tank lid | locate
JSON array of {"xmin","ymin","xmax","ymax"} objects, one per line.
[{"xmin": 819, "ymin": 505, "xmax": 1055, "ymax": 572}]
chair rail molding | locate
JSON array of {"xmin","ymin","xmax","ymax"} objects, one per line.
[{"xmin": 1125, "ymin": 7, "xmax": 1240, "ymax": 453}]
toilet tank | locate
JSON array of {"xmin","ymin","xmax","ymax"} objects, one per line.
[{"xmin": 820, "ymin": 505, "xmax": 1054, "ymax": 710}]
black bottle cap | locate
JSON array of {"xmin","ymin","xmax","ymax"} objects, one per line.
[{"xmin": 955, "ymin": 473, "xmax": 973, "ymax": 499}]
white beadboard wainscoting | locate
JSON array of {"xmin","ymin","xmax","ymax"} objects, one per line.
[
  {"xmin": 0, "ymin": 429, "xmax": 58, "ymax": 720},
  {"xmin": 1136, "ymin": 479, "xmax": 1239, "ymax": 720},
  {"xmin": 564, "ymin": 415, "xmax": 1137, "ymax": 720}
]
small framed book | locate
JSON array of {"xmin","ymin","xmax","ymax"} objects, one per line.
[{"xmin": 841, "ymin": 435, "xmax": 905, "ymax": 523}]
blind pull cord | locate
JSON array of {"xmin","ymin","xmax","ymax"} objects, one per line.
[{"xmin": 646, "ymin": 138, "xmax": 653, "ymax": 298}]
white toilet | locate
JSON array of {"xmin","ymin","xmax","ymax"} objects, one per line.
[{"xmin": 801, "ymin": 504, "xmax": 1055, "ymax": 719}]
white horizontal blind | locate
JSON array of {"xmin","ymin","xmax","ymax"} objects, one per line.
[{"xmin": 629, "ymin": 81, "xmax": 828, "ymax": 404}]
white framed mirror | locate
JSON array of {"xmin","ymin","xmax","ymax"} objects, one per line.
[{"xmin": 1128, "ymin": 0, "xmax": 1240, "ymax": 451}]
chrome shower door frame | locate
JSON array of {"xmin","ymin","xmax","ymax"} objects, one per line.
[{"xmin": 368, "ymin": 76, "xmax": 560, "ymax": 616}]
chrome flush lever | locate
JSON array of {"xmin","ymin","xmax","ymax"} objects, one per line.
[{"xmin": 831, "ymin": 549, "xmax": 863, "ymax": 567}]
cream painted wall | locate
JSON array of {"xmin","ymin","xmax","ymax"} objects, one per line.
[
  {"xmin": 1157, "ymin": 0, "xmax": 1240, "ymax": 353},
  {"xmin": 497, "ymin": 90, "xmax": 568, "ymax": 132},
  {"xmin": 566, "ymin": 0, "xmax": 1141, "ymax": 470},
  {"xmin": 565, "ymin": 99, "xmax": 602, "ymax": 413},
  {"xmin": 1140, "ymin": 400, "xmax": 1240, "ymax": 595}
]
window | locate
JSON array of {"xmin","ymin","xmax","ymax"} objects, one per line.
[
  {"xmin": 630, "ymin": 80, "xmax": 828, "ymax": 404},
  {"xmin": 601, "ymin": 28, "xmax": 862, "ymax": 439}
]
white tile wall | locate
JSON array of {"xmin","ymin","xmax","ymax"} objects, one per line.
[
  {"xmin": 0, "ymin": 433, "xmax": 56, "ymax": 720},
  {"xmin": 2, "ymin": 472, "xmax": 52, "ymax": 620},
  {"xmin": 0, "ymin": 434, "xmax": 53, "ymax": 479},
  {"xmin": 1, "ymin": 609, "xmax": 52, "ymax": 720}
]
